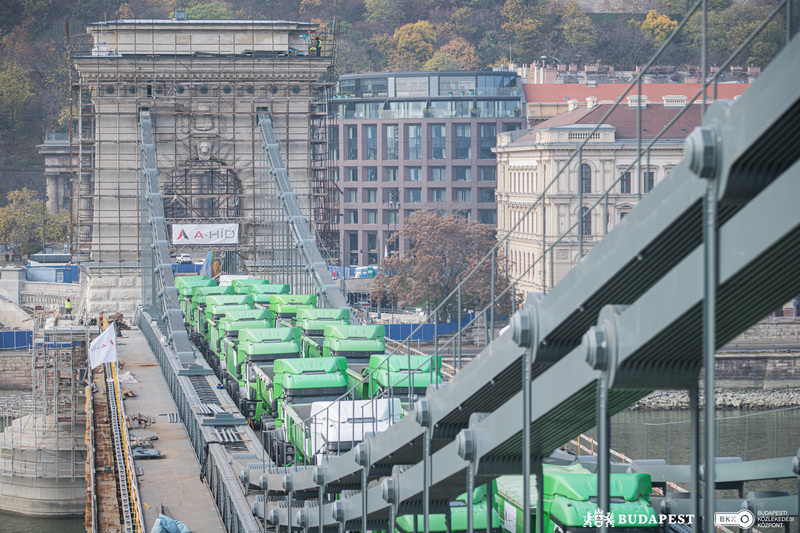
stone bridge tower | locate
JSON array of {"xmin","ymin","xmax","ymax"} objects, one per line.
[{"xmin": 71, "ymin": 19, "xmax": 336, "ymax": 313}]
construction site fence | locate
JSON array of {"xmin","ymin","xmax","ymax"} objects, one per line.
[
  {"xmin": 0, "ymin": 331, "xmax": 32, "ymax": 350},
  {"xmin": 26, "ymin": 266, "xmax": 80, "ymax": 283},
  {"xmin": 383, "ymin": 313, "xmax": 475, "ymax": 341}
]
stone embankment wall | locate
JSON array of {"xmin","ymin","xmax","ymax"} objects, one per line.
[
  {"xmin": 631, "ymin": 388, "xmax": 800, "ymax": 410},
  {"xmin": 0, "ymin": 350, "xmax": 31, "ymax": 390},
  {"xmin": 728, "ymin": 317, "xmax": 800, "ymax": 342}
]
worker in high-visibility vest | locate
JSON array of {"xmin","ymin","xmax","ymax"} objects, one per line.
[
  {"xmin": 65, "ymin": 297, "xmax": 73, "ymax": 317},
  {"xmin": 310, "ymin": 35, "xmax": 321, "ymax": 57}
]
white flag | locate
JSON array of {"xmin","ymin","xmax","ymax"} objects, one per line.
[{"xmin": 89, "ymin": 324, "xmax": 118, "ymax": 369}]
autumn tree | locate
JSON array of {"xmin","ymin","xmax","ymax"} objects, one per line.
[
  {"xmin": 559, "ymin": 2, "xmax": 596, "ymax": 58},
  {"xmin": 684, "ymin": 2, "xmax": 784, "ymax": 67},
  {"xmin": 386, "ymin": 21, "xmax": 437, "ymax": 71},
  {"xmin": 639, "ymin": 10, "xmax": 678, "ymax": 45},
  {"xmin": 0, "ymin": 188, "xmax": 69, "ymax": 255},
  {"xmin": 425, "ymin": 37, "xmax": 481, "ymax": 70},
  {"xmin": 372, "ymin": 211, "xmax": 509, "ymax": 321},
  {"xmin": 501, "ymin": 0, "xmax": 557, "ymax": 62}
]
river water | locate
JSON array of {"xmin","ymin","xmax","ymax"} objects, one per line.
[{"xmin": 0, "ymin": 397, "xmax": 797, "ymax": 530}]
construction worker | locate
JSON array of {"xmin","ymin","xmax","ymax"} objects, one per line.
[
  {"xmin": 313, "ymin": 35, "xmax": 321, "ymax": 57},
  {"xmin": 65, "ymin": 297, "xmax": 73, "ymax": 317}
]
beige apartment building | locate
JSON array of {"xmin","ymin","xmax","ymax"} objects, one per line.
[{"xmin": 494, "ymin": 96, "xmax": 702, "ymax": 295}]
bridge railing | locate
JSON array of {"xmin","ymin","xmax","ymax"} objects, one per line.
[{"xmin": 255, "ymin": 112, "xmax": 347, "ymax": 310}]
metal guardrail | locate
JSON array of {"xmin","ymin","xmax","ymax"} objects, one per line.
[
  {"xmin": 108, "ymin": 358, "xmax": 146, "ymax": 532},
  {"xmin": 85, "ymin": 384, "xmax": 98, "ymax": 533}
]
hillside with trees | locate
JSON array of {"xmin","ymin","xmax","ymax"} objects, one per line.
[{"xmin": 0, "ymin": 0, "xmax": 788, "ymax": 168}]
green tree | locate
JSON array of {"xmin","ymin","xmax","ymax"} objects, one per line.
[
  {"xmin": 0, "ymin": 62, "xmax": 40, "ymax": 165},
  {"xmin": 372, "ymin": 211, "xmax": 509, "ymax": 321},
  {"xmin": 0, "ymin": 188, "xmax": 69, "ymax": 255},
  {"xmin": 185, "ymin": 1, "xmax": 236, "ymax": 19},
  {"xmin": 365, "ymin": 0, "xmax": 408, "ymax": 27}
]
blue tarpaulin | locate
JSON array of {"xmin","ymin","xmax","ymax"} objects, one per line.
[{"xmin": 151, "ymin": 514, "xmax": 192, "ymax": 533}]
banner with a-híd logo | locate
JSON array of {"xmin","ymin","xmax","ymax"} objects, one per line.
[{"xmin": 172, "ymin": 224, "xmax": 239, "ymax": 245}]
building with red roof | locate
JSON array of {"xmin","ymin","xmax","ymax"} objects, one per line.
[{"xmin": 522, "ymin": 82, "xmax": 750, "ymax": 125}]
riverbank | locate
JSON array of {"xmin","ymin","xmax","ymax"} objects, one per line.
[{"xmin": 629, "ymin": 387, "xmax": 800, "ymax": 410}]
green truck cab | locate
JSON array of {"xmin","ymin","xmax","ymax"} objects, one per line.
[
  {"xmin": 174, "ymin": 275, "xmax": 215, "ymax": 320},
  {"xmin": 231, "ymin": 278, "xmax": 271, "ymax": 294},
  {"xmin": 212, "ymin": 308, "xmax": 274, "ymax": 382},
  {"xmin": 188, "ymin": 285, "xmax": 234, "ymax": 343},
  {"xmin": 269, "ymin": 357, "xmax": 349, "ymax": 464},
  {"xmin": 364, "ymin": 354, "xmax": 442, "ymax": 401},
  {"xmin": 249, "ymin": 284, "xmax": 291, "ymax": 309},
  {"xmin": 204, "ymin": 295, "xmax": 254, "ymax": 359},
  {"xmin": 395, "ymin": 485, "xmax": 501, "ymax": 533},
  {"xmin": 236, "ymin": 327, "xmax": 302, "ymax": 422},
  {"xmin": 317, "ymin": 324, "xmax": 386, "ymax": 364},
  {"xmin": 270, "ymin": 294, "xmax": 318, "ymax": 324},
  {"xmin": 297, "ymin": 308, "xmax": 351, "ymax": 356},
  {"xmin": 494, "ymin": 464, "xmax": 658, "ymax": 533}
]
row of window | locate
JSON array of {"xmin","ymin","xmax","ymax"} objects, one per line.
[
  {"xmin": 332, "ymin": 100, "xmax": 521, "ymax": 120},
  {"xmin": 343, "ymin": 188, "xmax": 495, "ymax": 204},
  {"xmin": 331, "ymin": 124, "xmax": 507, "ymax": 161},
  {"xmin": 504, "ymin": 167, "xmax": 656, "ymax": 195},
  {"xmin": 337, "ymin": 74, "xmax": 518, "ymax": 99},
  {"xmin": 338, "ymin": 166, "xmax": 497, "ymax": 183}
]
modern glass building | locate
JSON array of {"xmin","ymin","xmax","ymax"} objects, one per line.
[{"xmin": 329, "ymin": 71, "xmax": 525, "ymax": 266}]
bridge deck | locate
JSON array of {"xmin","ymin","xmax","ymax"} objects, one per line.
[{"xmin": 117, "ymin": 325, "xmax": 225, "ymax": 532}]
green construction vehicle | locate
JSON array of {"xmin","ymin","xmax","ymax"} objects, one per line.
[
  {"xmin": 203, "ymin": 294, "xmax": 254, "ymax": 358},
  {"xmin": 234, "ymin": 327, "xmax": 302, "ymax": 421},
  {"xmin": 174, "ymin": 275, "xmax": 215, "ymax": 321},
  {"xmin": 362, "ymin": 354, "xmax": 442, "ymax": 401},
  {"xmin": 231, "ymin": 278, "xmax": 271, "ymax": 294},
  {"xmin": 395, "ymin": 485, "xmax": 501, "ymax": 533},
  {"xmin": 297, "ymin": 308, "xmax": 350, "ymax": 357},
  {"xmin": 249, "ymin": 284, "xmax": 291, "ymax": 309},
  {"xmin": 210, "ymin": 308, "xmax": 274, "ymax": 381},
  {"xmin": 283, "ymin": 396, "xmax": 403, "ymax": 465},
  {"xmin": 270, "ymin": 294, "xmax": 318, "ymax": 325},
  {"xmin": 188, "ymin": 285, "xmax": 234, "ymax": 343},
  {"xmin": 307, "ymin": 324, "xmax": 386, "ymax": 364},
  {"xmin": 494, "ymin": 464, "xmax": 659, "ymax": 533}
]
